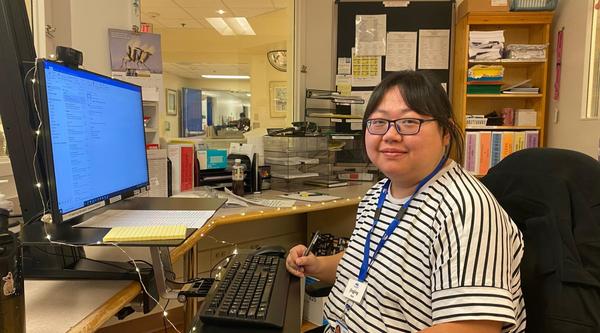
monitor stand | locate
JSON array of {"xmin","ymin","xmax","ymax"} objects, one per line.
[{"xmin": 21, "ymin": 221, "xmax": 159, "ymax": 313}]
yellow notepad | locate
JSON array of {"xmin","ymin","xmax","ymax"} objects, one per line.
[{"xmin": 103, "ymin": 225, "xmax": 187, "ymax": 242}]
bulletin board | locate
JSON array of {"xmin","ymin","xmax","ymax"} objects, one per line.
[{"xmin": 335, "ymin": 0, "xmax": 454, "ymax": 93}]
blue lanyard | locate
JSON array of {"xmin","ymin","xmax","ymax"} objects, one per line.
[{"xmin": 358, "ymin": 157, "xmax": 447, "ymax": 282}]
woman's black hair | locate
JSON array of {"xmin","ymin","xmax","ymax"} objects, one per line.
[{"xmin": 362, "ymin": 70, "xmax": 464, "ymax": 162}]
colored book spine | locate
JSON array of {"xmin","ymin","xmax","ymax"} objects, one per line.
[
  {"xmin": 464, "ymin": 132, "xmax": 477, "ymax": 173},
  {"xmin": 513, "ymin": 131, "xmax": 526, "ymax": 152},
  {"xmin": 525, "ymin": 130, "xmax": 539, "ymax": 148},
  {"xmin": 479, "ymin": 131, "xmax": 492, "ymax": 175},
  {"xmin": 168, "ymin": 144, "xmax": 195, "ymax": 194},
  {"xmin": 490, "ymin": 132, "xmax": 502, "ymax": 167},
  {"xmin": 500, "ymin": 131, "xmax": 514, "ymax": 160}
]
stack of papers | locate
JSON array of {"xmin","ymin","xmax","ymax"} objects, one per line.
[
  {"xmin": 469, "ymin": 30, "xmax": 504, "ymax": 61},
  {"xmin": 279, "ymin": 192, "xmax": 341, "ymax": 202},
  {"xmin": 224, "ymin": 188, "xmax": 296, "ymax": 208},
  {"xmin": 505, "ymin": 44, "xmax": 547, "ymax": 61}
]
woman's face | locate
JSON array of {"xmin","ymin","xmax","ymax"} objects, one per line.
[{"xmin": 365, "ymin": 87, "xmax": 449, "ymax": 186}]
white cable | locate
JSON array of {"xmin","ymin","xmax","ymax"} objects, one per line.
[
  {"xmin": 109, "ymin": 243, "xmax": 181, "ymax": 333},
  {"xmin": 30, "ymin": 59, "xmax": 48, "ymax": 220}
]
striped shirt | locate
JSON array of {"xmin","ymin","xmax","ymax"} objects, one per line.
[{"xmin": 323, "ymin": 161, "xmax": 526, "ymax": 333}]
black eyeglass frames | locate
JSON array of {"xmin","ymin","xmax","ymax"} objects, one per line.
[{"xmin": 366, "ymin": 118, "xmax": 437, "ymax": 135}]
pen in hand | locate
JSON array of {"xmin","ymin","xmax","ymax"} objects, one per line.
[{"xmin": 303, "ymin": 230, "xmax": 320, "ymax": 257}]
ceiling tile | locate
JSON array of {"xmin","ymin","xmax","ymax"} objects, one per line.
[
  {"xmin": 142, "ymin": 6, "xmax": 193, "ymax": 19},
  {"xmin": 140, "ymin": 0, "xmax": 177, "ymax": 8},
  {"xmin": 157, "ymin": 18, "xmax": 205, "ymax": 28},
  {"xmin": 186, "ymin": 7, "xmax": 232, "ymax": 20},
  {"xmin": 223, "ymin": 0, "xmax": 273, "ymax": 9},
  {"xmin": 231, "ymin": 7, "xmax": 276, "ymax": 18},
  {"xmin": 173, "ymin": 0, "xmax": 226, "ymax": 7},
  {"xmin": 271, "ymin": 0, "xmax": 287, "ymax": 9}
]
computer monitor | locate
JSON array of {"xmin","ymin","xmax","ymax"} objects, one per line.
[{"xmin": 37, "ymin": 59, "xmax": 149, "ymax": 224}]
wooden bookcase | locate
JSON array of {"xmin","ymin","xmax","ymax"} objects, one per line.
[{"xmin": 451, "ymin": 11, "xmax": 554, "ymax": 173}]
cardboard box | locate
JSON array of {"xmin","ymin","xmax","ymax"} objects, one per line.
[{"xmin": 457, "ymin": 0, "xmax": 509, "ymax": 19}]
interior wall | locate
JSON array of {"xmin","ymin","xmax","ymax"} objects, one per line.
[
  {"xmin": 547, "ymin": 0, "xmax": 600, "ymax": 158},
  {"xmin": 162, "ymin": 71, "xmax": 187, "ymax": 139},
  {"xmin": 69, "ymin": 0, "xmax": 136, "ymax": 75}
]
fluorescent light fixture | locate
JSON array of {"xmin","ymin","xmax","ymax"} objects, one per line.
[
  {"xmin": 201, "ymin": 74, "xmax": 250, "ymax": 79},
  {"xmin": 205, "ymin": 17, "xmax": 255, "ymax": 36},
  {"xmin": 217, "ymin": 9, "xmax": 226, "ymax": 15},
  {"xmin": 225, "ymin": 17, "xmax": 255, "ymax": 35},
  {"xmin": 205, "ymin": 18, "xmax": 234, "ymax": 35}
]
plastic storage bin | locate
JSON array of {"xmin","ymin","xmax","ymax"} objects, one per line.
[{"xmin": 510, "ymin": 0, "xmax": 557, "ymax": 11}]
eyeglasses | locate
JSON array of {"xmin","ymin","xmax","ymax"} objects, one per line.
[{"xmin": 366, "ymin": 118, "xmax": 437, "ymax": 136}]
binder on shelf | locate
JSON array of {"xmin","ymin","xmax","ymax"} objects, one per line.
[
  {"xmin": 479, "ymin": 132, "xmax": 492, "ymax": 175},
  {"xmin": 168, "ymin": 143, "xmax": 195, "ymax": 194},
  {"xmin": 147, "ymin": 149, "xmax": 168, "ymax": 197},
  {"xmin": 525, "ymin": 130, "xmax": 539, "ymax": 148},
  {"xmin": 500, "ymin": 131, "xmax": 514, "ymax": 160}
]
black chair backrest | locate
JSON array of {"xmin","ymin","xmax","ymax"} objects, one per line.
[{"xmin": 481, "ymin": 148, "xmax": 600, "ymax": 333}]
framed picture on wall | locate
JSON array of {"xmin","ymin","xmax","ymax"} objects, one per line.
[
  {"xmin": 269, "ymin": 81, "xmax": 287, "ymax": 118},
  {"xmin": 166, "ymin": 89, "xmax": 177, "ymax": 115}
]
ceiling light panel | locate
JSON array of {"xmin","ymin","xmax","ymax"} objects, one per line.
[
  {"xmin": 205, "ymin": 18, "xmax": 235, "ymax": 35},
  {"xmin": 201, "ymin": 74, "xmax": 250, "ymax": 79},
  {"xmin": 224, "ymin": 17, "xmax": 255, "ymax": 35}
]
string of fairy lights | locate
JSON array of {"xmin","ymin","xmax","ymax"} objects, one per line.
[{"xmin": 25, "ymin": 57, "xmax": 364, "ymax": 331}]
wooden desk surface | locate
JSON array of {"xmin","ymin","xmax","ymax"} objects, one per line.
[{"xmin": 45, "ymin": 182, "xmax": 372, "ymax": 332}]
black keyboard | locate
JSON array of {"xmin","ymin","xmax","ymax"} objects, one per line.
[{"xmin": 197, "ymin": 252, "xmax": 290, "ymax": 328}]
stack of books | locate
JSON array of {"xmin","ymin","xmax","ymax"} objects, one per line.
[{"xmin": 467, "ymin": 65, "xmax": 504, "ymax": 94}]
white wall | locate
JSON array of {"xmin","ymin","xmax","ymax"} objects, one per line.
[
  {"xmin": 69, "ymin": 0, "xmax": 136, "ymax": 75},
  {"xmin": 546, "ymin": 1, "xmax": 600, "ymax": 158},
  {"xmin": 296, "ymin": 0, "xmax": 337, "ymax": 124}
]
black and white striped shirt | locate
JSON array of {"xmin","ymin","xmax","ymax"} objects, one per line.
[{"xmin": 324, "ymin": 161, "xmax": 526, "ymax": 333}]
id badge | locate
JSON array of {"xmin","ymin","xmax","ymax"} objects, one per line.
[{"xmin": 343, "ymin": 279, "xmax": 367, "ymax": 303}]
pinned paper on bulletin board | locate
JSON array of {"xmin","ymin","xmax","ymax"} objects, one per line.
[
  {"xmin": 385, "ymin": 31, "xmax": 417, "ymax": 71},
  {"xmin": 336, "ymin": 75, "xmax": 352, "ymax": 96},
  {"xmin": 337, "ymin": 57, "xmax": 352, "ymax": 75},
  {"xmin": 418, "ymin": 29, "xmax": 450, "ymax": 70},
  {"xmin": 355, "ymin": 14, "xmax": 387, "ymax": 56},
  {"xmin": 351, "ymin": 48, "xmax": 381, "ymax": 87}
]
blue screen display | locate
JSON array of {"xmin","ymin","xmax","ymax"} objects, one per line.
[{"xmin": 42, "ymin": 60, "xmax": 148, "ymax": 216}]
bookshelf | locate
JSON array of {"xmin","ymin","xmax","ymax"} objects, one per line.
[{"xmin": 451, "ymin": 11, "xmax": 554, "ymax": 175}]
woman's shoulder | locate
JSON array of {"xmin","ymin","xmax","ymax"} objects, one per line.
[{"xmin": 434, "ymin": 161, "xmax": 497, "ymax": 200}]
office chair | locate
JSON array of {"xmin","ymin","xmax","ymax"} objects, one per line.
[{"xmin": 481, "ymin": 148, "xmax": 600, "ymax": 333}]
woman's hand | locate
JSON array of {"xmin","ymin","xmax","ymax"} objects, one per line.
[{"xmin": 285, "ymin": 244, "xmax": 321, "ymax": 278}]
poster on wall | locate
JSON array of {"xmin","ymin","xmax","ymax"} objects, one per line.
[{"xmin": 108, "ymin": 28, "xmax": 163, "ymax": 76}]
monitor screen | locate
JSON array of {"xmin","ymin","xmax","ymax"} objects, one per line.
[{"xmin": 39, "ymin": 60, "xmax": 149, "ymax": 223}]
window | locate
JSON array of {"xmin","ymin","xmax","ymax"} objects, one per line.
[{"xmin": 585, "ymin": 2, "xmax": 600, "ymax": 119}]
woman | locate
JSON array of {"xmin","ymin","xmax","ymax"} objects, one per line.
[{"xmin": 286, "ymin": 71, "xmax": 525, "ymax": 333}]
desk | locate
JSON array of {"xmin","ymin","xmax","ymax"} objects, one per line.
[{"xmin": 25, "ymin": 182, "xmax": 372, "ymax": 332}]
